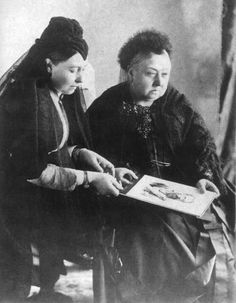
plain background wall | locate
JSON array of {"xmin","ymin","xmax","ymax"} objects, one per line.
[{"xmin": 0, "ymin": 0, "xmax": 222, "ymax": 137}]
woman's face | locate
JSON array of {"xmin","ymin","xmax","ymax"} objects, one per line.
[
  {"xmin": 128, "ymin": 51, "xmax": 171, "ymax": 104},
  {"xmin": 46, "ymin": 52, "xmax": 86, "ymax": 95}
]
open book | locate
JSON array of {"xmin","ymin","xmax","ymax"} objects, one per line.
[{"xmin": 121, "ymin": 175, "xmax": 219, "ymax": 217}]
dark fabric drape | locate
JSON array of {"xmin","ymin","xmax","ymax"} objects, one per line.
[
  {"xmin": 0, "ymin": 52, "xmax": 27, "ymax": 97},
  {"xmin": 217, "ymin": 0, "xmax": 236, "ymax": 185}
]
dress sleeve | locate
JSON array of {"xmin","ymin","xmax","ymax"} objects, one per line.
[
  {"xmin": 183, "ymin": 109, "xmax": 226, "ymax": 194},
  {"xmin": 27, "ymin": 164, "xmax": 84, "ymax": 191},
  {"xmin": 0, "ymin": 85, "xmax": 83, "ymax": 192}
]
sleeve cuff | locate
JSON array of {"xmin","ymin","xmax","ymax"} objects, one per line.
[{"xmin": 68, "ymin": 145, "xmax": 78, "ymax": 157}]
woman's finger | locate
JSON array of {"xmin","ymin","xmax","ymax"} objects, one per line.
[
  {"xmin": 109, "ymin": 187, "xmax": 120, "ymax": 197},
  {"xmin": 92, "ymin": 160, "xmax": 104, "ymax": 172},
  {"xmin": 106, "ymin": 164, "xmax": 115, "ymax": 176},
  {"xmin": 125, "ymin": 169, "xmax": 138, "ymax": 179},
  {"xmin": 100, "ymin": 159, "xmax": 115, "ymax": 176},
  {"xmin": 120, "ymin": 168, "xmax": 138, "ymax": 180},
  {"xmin": 121, "ymin": 178, "xmax": 131, "ymax": 185},
  {"xmin": 196, "ymin": 180, "xmax": 206, "ymax": 193},
  {"xmin": 206, "ymin": 181, "xmax": 220, "ymax": 196},
  {"xmin": 112, "ymin": 178, "xmax": 123, "ymax": 190}
]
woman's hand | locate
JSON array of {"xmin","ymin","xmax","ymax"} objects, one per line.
[
  {"xmin": 115, "ymin": 167, "xmax": 138, "ymax": 186},
  {"xmin": 76, "ymin": 148, "xmax": 115, "ymax": 175},
  {"xmin": 196, "ymin": 179, "xmax": 220, "ymax": 196},
  {"xmin": 88, "ymin": 172, "xmax": 123, "ymax": 196}
]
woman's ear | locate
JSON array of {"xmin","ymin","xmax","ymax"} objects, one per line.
[
  {"xmin": 45, "ymin": 58, "xmax": 53, "ymax": 73},
  {"xmin": 127, "ymin": 67, "xmax": 134, "ymax": 83}
]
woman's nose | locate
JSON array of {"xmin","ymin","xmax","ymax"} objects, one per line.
[
  {"xmin": 75, "ymin": 72, "xmax": 83, "ymax": 83},
  {"xmin": 153, "ymin": 74, "xmax": 161, "ymax": 87}
]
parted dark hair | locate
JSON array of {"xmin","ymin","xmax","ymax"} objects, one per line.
[{"xmin": 118, "ymin": 30, "xmax": 172, "ymax": 71}]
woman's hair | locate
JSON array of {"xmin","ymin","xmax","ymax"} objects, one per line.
[
  {"xmin": 13, "ymin": 48, "xmax": 78, "ymax": 80},
  {"xmin": 118, "ymin": 30, "xmax": 172, "ymax": 71},
  {"xmin": 13, "ymin": 17, "xmax": 88, "ymax": 80}
]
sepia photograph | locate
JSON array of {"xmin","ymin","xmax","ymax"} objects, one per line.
[
  {"xmin": 0, "ymin": 0, "xmax": 235, "ymax": 302},
  {"xmin": 121, "ymin": 174, "xmax": 219, "ymax": 217}
]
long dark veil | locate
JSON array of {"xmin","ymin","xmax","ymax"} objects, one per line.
[
  {"xmin": 0, "ymin": 52, "xmax": 28, "ymax": 97},
  {"xmin": 0, "ymin": 50, "xmax": 94, "ymax": 115}
]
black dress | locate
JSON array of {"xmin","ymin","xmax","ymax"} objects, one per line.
[
  {"xmin": 0, "ymin": 77, "xmax": 96, "ymax": 299},
  {"xmin": 88, "ymin": 82, "xmax": 235, "ymax": 303}
]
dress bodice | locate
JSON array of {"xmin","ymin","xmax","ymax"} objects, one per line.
[{"xmin": 119, "ymin": 99, "xmax": 174, "ymax": 179}]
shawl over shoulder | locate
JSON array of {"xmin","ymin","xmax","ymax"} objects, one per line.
[
  {"xmin": 0, "ymin": 78, "xmax": 91, "ymax": 199},
  {"xmin": 88, "ymin": 82, "xmax": 225, "ymax": 193}
]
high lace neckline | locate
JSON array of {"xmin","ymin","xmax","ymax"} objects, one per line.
[{"xmin": 120, "ymin": 101, "xmax": 152, "ymax": 139}]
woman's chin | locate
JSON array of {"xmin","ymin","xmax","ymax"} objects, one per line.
[{"xmin": 62, "ymin": 87, "xmax": 77, "ymax": 95}]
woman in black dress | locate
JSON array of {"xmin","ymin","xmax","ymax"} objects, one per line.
[
  {"xmin": 0, "ymin": 17, "xmax": 122, "ymax": 303},
  {"xmin": 88, "ymin": 30, "xmax": 235, "ymax": 303}
]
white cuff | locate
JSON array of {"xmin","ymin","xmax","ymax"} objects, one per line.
[{"xmin": 68, "ymin": 145, "xmax": 78, "ymax": 157}]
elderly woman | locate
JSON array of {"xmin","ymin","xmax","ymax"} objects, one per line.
[
  {"xmin": 88, "ymin": 30, "xmax": 235, "ymax": 303},
  {"xmin": 0, "ymin": 17, "xmax": 123, "ymax": 303}
]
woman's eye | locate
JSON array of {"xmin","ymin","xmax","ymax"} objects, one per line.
[
  {"xmin": 69, "ymin": 67, "xmax": 83, "ymax": 74},
  {"xmin": 162, "ymin": 73, "xmax": 168, "ymax": 77},
  {"xmin": 146, "ymin": 72, "xmax": 156, "ymax": 76}
]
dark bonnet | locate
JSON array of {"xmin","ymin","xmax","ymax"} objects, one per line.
[
  {"xmin": 36, "ymin": 16, "xmax": 88, "ymax": 60},
  {"xmin": 7, "ymin": 17, "xmax": 88, "ymax": 80}
]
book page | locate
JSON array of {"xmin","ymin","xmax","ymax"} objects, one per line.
[{"xmin": 122, "ymin": 175, "xmax": 218, "ymax": 217}]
